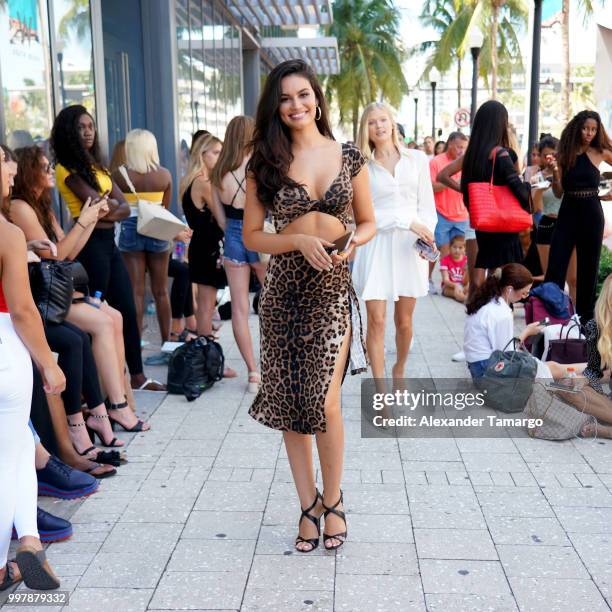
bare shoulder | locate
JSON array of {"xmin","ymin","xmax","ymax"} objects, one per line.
[
  {"xmin": 0, "ymin": 220, "xmax": 26, "ymax": 249},
  {"xmin": 10, "ymin": 199, "xmax": 37, "ymax": 219}
]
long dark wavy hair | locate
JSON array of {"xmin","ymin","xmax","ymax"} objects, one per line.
[
  {"xmin": 248, "ymin": 59, "xmax": 334, "ymax": 208},
  {"xmin": 557, "ymin": 110, "xmax": 612, "ymax": 173},
  {"xmin": 0, "ymin": 144, "xmax": 16, "ymax": 219},
  {"xmin": 13, "ymin": 146, "xmax": 57, "ymax": 242},
  {"xmin": 460, "ymin": 100, "xmax": 510, "ymax": 202},
  {"xmin": 50, "ymin": 105, "xmax": 107, "ymax": 191},
  {"xmin": 466, "ymin": 264, "xmax": 533, "ymax": 315}
]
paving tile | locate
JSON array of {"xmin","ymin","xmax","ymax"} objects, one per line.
[
  {"xmin": 241, "ymin": 588, "xmax": 333, "ymax": 611},
  {"xmin": 248, "ymin": 554, "xmax": 334, "ymax": 591},
  {"xmin": 336, "ymin": 542, "xmax": 419, "ymax": 575},
  {"xmin": 420, "ymin": 559, "xmax": 511, "ymax": 596},
  {"xmin": 65, "ymin": 588, "xmax": 153, "ymax": 612},
  {"xmin": 485, "ymin": 517, "xmax": 571, "ymax": 546},
  {"xmin": 119, "ymin": 497, "xmax": 194, "ymax": 523},
  {"xmin": 334, "ymin": 574, "xmax": 425, "ymax": 611},
  {"xmin": 149, "ymin": 571, "xmax": 246, "ymax": 610},
  {"xmin": 509, "ymin": 577, "xmax": 610, "ymax": 612},
  {"xmin": 326, "ymin": 513, "xmax": 414, "ymax": 544},
  {"xmin": 414, "ymin": 528, "xmax": 498, "ymax": 560},
  {"xmin": 194, "ymin": 481, "xmax": 270, "ymax": 512},
  {"xmin": 79, "ymin": 551, "xmax": 171, "ymax": 588},
  {"xmin": 181, "ymin": 510, "xmax": 262, "ymax": 540},
  {"xmin": 167, "ymin": 539, "xmax": 255, "ymax": 573},
  {"xmin": 410, "ymin": 502, "xmax": 487, "ymax": 530},
  {"xmin": 425, "ymin": 593, "xmax": 519, "ymax": 611},
  {"xmin": 554, "ymin": 506, "xmax": 612, "ymax": 533},
  {"xmin": 100, "ymin": 522, "xmax": 182, "ymax": 554},
  {"xmin": 542, "ymin": 486, "xmax": 612, "ymax": 507},
  {"xmin": 497, "ymin": 544, "xmax": 589, "ymax": 579}
]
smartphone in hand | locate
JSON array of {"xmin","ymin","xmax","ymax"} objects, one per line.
[
  {"xmin": 329, "ymin": 231, "xmax": 355, "ymax": 255},
  {"xmin": 414, "ymin": 238, "xmax": 439, "ymax": 262}
]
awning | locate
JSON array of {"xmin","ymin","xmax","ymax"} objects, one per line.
[
  {"xmin": 227, "ymin": 0, "xmax": 332, "ymax": 28},
  {"xmin": 261, "ymin": 36, "xmax": 339, "ymax": 75}
]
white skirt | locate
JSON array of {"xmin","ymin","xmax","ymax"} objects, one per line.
[{"xmin": 352, "ymin": 228, "xmax": 429, "ymax": 301}]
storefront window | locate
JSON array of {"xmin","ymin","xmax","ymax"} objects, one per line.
[
  {"xmin": 51, "ymin": 0, "xmax": 95, "ymax": 115},
  {"xmin": 0, "ymin": 0, "xmax": 53, "ymax": 147}
]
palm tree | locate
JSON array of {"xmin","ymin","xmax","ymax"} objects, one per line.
[
  {"xmin": 326, "ymin": 0, "xmax": 409, "ymax": 140},
  {"xmin": 560, "ymin": 1, "xmax": 604, "ymax": 122},
  {"xmin": 419, "ymin": 0, "xmax": 476, "ymax": 108},
  {"xmin": 418, "ymin": 0, "xmax": 526, "ymax": 100}
]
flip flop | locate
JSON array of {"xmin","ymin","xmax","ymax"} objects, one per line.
[
  {"xmin": 15, "ymin": 547, "xmax": 60, "ymax": 591},
  {"xmin": 135, "ymin": 378, "xmax": 166, "ymax": 391}
]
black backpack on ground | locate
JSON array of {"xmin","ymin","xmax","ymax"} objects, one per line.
[{"xmin": 167, "ymin": 336, "xmax": 225, "ymax": 401}]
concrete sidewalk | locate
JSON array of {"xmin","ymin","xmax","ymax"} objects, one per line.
[{"xmin": 3, "ymin": 292, "xmax": 612, "ymax": 611}]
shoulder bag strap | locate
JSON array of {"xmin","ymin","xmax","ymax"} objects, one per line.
[{"xmin": 118, "ymin": 165, "xmax": 138, "ymax": 196}]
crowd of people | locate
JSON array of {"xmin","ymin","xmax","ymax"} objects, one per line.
[{"xmin": 1, "ymin": 57, "xmax": 611, "ymax": 590}]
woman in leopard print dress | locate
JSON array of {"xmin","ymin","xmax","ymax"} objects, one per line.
[{"xmin": 244, "ymin": 60, "xmax": 376, "ymax": 553}]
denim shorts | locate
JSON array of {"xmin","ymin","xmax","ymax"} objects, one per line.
[
  {"xmin": 434, "ymin": 212, "xmax": 470, "ymax": 247},
  {"xmin": 223, "ymin": 217, "xmax": 259, "ymax": 265},
  {"xmin": 467, "ymin": 359, "xmax": 489, "ymax": 380},
  {"xmin": 464, "ymin": 223, "xmax": 476, "ymax": 241},
  {"xmin": 118, "ymin": 216, "xmax": 170, "ymax": 253}
]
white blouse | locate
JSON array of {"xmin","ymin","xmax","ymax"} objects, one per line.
[{"xmin": 367, "ymin": 148, "xmax": 437, "ymax": 234}]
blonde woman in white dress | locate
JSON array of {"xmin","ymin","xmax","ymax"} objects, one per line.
[{"xmin": 352, "ymin": 102, "xmax": 437, "ymax": 385}]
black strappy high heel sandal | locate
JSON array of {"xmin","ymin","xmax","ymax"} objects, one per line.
[
  {"xmin": 105, "ymin": 398, "xmax": 148, "ymax": 433},
  {"xmin": 295, "ymin": 489, "xmax": 323, "ymax": 553},
  {"xmin": 85, "ymin": 413, "xmax": 123, "ymax": 447},
  {"xmin": 68, "ymin": 421, "xmax": 124, "ymax": 466},
  {"xmin": 322, "ymin": 489, "xmax": 347, "ymax": 551}
]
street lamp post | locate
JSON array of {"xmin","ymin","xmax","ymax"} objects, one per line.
[
  {"xmin": 430, "ymin": 68, "xmax": 440, "ymax": 139},
  {"xmin": 469, "ymin": 28, "xmax": 484, "ymax": 127},
  {"xmin": 528, "ymin": 0, "xmax": 543, "ymax": 153},
  {"xmin": 413, "ymin": 95, "xmax": 419, "ymax": 143}
]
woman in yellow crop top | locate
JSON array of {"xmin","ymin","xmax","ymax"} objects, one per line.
[
  {"xmin": 51, "ymin": 105, "xmax": 165, "ymax": 393},
  {"xmin": 111, "ymin": 129, "xmax": 173, "ymax": 350}
]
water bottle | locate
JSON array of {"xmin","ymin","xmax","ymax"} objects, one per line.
[
  {"xmin": 88, "ymin": 290, "xmax": 102, "ymax": 309},
  {"xmin": 561, "ymin": 367, "xmax": 577, "ymax": 391},
  {"xmin": 174, "ymin": 241, "xmax": 185, "ymax": 262}
]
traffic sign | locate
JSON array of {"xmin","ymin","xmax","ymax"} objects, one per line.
[{"xmin": 454, "ymin": 108, "xmax": 471, "ymax": 128}]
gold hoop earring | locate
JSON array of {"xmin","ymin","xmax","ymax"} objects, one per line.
[{"xmin": 315, "ymin": 106, "xmax": 322, "ymax": 121}]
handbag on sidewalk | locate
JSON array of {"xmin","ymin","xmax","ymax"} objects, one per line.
[
  {"xmin": 468, "ymin": 147, "xmax": 533, "ymax": 233},
  {"xmin": 523, "ymin": 382, "xmax": 595, "ymax": 440},
  {"xmin": 546, "ymin": 320, "xmax": 587, "ymax": 364},
  {"xmin": 479, "ymin": 339, "xmax": 538, "ymax": 413}
]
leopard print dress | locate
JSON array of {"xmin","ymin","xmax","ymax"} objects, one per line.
[{"xmin": 249, "ymin": 142, "xmax": 369, "ymax": 434}]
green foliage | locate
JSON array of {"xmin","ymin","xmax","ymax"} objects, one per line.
[
  {"xmin": 58, "ymin": 0, "xmax": 91, "ymax": 41},
  {"xmin": 417, "ymin": 0, "xmax": 527, "ymax": 92},
  {"xmin": 326, "ymin": 0, "xmax": 409, "ymax": 139},
  {"xmin": 598, "ymin": 246, "xmax": 612, "ymax": 298}
]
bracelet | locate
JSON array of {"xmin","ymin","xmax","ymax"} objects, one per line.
[{"xmin": 76, "ymin": 220, "xmax": 87, "ymax": 229}]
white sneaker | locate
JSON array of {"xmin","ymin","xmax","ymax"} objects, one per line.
[
  {"xmin": 451, "ymin": 351, "xmax": 465, "ymax": 362},
  {"xmin": 428, "ymin": 279, "xmax": 438, "ymax": 295}
]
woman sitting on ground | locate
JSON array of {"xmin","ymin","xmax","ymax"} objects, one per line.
[
  {"xmin": 463, "ymin": 263, "xmax": 585, "ymax": 380},
  {"xmin": 9, "ymin": 146, "xmax": 150, "ymax": 442}
]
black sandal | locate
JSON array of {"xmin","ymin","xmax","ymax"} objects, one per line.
[
  {"xmin": 83, "ymin": 460, "xmax": 117, "ymax": 478},
  {"xmin": 295, "ymin": 489, "xmax": 323, "ymax": 553},
  {"xmin": 106, "ymin": 399, "xmax": 148, "ymax": 433},
  {"xmin": 0, "ymin": 560, "xmax": 21, "ymax": 591},
  {"xmin": 86, "ymin": 413, "xmax": 123, "ymax": 447},
  {"xmin": 68, "ymin": 421, "xmax": 125, "ymax": 466},
  {"xmin": 322, "ymin": 489, "xmax": 347, "ymax": 551},
  {"xmin": 15, "ymin": 547, "xmax": 60, "ymax": 591}
]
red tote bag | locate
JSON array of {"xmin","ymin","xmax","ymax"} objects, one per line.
[{"xmin": 467, "ymin": 148, "xmax": 533, "ymax": 232}]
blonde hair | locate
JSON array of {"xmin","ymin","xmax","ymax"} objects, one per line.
[
  {"xmin": 125, "ymin": 129, "xmax": 160, "ymax": 174},
  {"xmin": 179, "ymin": 134, "xmax": 222, "ymax": 200},
  {"xmin": 210, "ymin": 116, "xmax": 254, "ymax": 189},
  {"xmin": 357, "ymin": 102, "xmax": 401, "ymax": 160},
  {"xmin": 109, "ymin": 140, "xmax": 126, "ymax": 174},
  {"xmin": 595, "ymin": 274, "xmax": 612, "ymax": 369}
]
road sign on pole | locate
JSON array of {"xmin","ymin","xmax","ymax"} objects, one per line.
[{"xmin": 454, "ymin": 108, "xmax": 471, "ymax": 128}]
